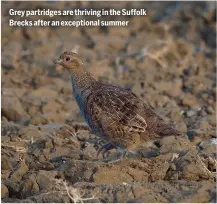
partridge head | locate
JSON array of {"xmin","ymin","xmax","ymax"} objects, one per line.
[{"xmin": 54, "ymin": 52, "xmax": 85, "ymax": 73}]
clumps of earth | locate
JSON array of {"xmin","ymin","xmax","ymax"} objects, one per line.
[{"xmin": 1, "ymin": 1, "xmax": 216, "ymax": 203}]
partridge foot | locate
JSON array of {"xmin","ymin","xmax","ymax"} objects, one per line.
[
  {"xmin": 97, "ymin": 142, "xmax": 116, "ymax": 159},
  {"xmin": 97, "ymin": 143, "xmax": 127, "ymax": 164}
]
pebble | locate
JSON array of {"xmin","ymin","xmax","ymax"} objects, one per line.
[
  {"xmin": 1, "ymin": 184, "xmax": 9, "ymax": 198},
  {"xmin": 199, "ymin": 138, "xmax": 217, "ymax": 149},
  {"xmin": 175, "ymin": 122, "xmax": 187, "ymax": 133},
  {"xmin": 206, "ymin": 106, "xmax": 215, "ymax": 114},
  {"xmin": 199, "ymin": 121, "xmax": 212, "ymax": 130},
  {"xmin": 170, "ymin": 163, "xmax": 177, "ymax": 171},
  {"xmin": 187, "ymin": 110, "xmax": 196, "ymax": 117}
]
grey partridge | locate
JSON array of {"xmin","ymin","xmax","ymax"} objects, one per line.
[{"xmin": 54, "ymin": 52, "xmax": 181, "ymax": 163}]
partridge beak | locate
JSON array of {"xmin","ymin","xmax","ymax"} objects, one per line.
[{"xmin": 53, "ymin": 58, "xmax": 63, "ymax": 65}]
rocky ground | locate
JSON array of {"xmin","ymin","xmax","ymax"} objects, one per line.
[{"xmin": 1, "ymin": 1, "xmax": 216, "ymax": 203}]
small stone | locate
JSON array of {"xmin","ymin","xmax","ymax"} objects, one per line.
[
  {"xmin": 208, "ymin": 114, "xmax": 216, "ymax": 126},
  {"xmin": 155, "ymin": 79, "xmax": 182, "ymax": 97},
  {"xmin": 127, "ymin": 167, "xmax": 149, "ymax": 182},
  {"xmin": 175, "ymin": 122, "xmax": 187, "ymax": 133},
  {"xmin": 199, "ymin": 138, "xmax": 217, "ymax": 155},
  {"xmin": 180, "ymin": 185, "xmax": 189, "ymax": 191},
  {"xmin": 39, "ymin": 161, "xmax": 55, "ymax": 170},
  {"xmin": 182, "ymin": 94, "xmax": 200, "ymax": 108},
  {"xmin": 31, "ymin": 115, "xmax": 48, "ymax": 125},
  {"xmin": 36, "ymin": 170, "xmax": 58, "ymax": 190},
  {"xmin": 125, "ymin": 58, "xmax": 136, "ymax": 69},
  {"xmin": 77, "ymin": 130, "xmax": 93, "ymax": 141},
  {"xmin": 42, "ymin": 100, "xmax": 61, "ymax": 114},
  {"xmin": 170, "ymin": 110, "xmax": 183, "ymax": 122},
  {"xmin": 94, "ymin": 167, "xmax": 133, "ymax": 185},
  {"xmin": 132, "ymin": 186, "xmax": 150, "ymax": 198},
  {"xmin": 1, "ymin": 155, "xmax": 13, "ymax": 170},
  {"xmin": 206, "ymin": 106, "xmax": 215, "ymax": 114},
  {"xmin": 187, "ymin": 110, "xmax": 196, "ymax": 117},
  {"xmin": 18, "ymin": 126, "xmax": 45, "ymax": 141},
  {"xmin": 191, "ymin": 136, "xmax": 203, "ymax": 146},
  {"xmin": 176, "ymin": 150, "xmax": 212, "ymax": 180},
  {"xmin": 199, "ymin": 121, "xmax": 212, "ymax": 130},
  {"xmin": 207, "ymin": 157, "xmax": 217, "ymax": 171},
  {"xmin": 198, "ymin": 109, "xmax": 207, "ymax": 117},
  {"xmin": 2, "ymin": 93, "xmax": 28, "ymax": 121},
  {"xmin": 53, "ymin": 137, "xmax": 63, "ymax": 146},
  {"xmin": 31, "ymin": 88, "xmax": 58, "ymax": 100},
  {"xmin": 21, "ymin": 174, "xmax": 39, "ymax": 198},
  {"xmin": 82, "ymin": 143, "xmax": 97, "ymax": 160},
  {"xmin": 1, "ymin": 136, "xmax": 11, "ymax": 143},
  {"xmin": 1, "ymin": 184, "xmax": 9, "ymax": 198},
  {"xmin": 159, "ymin": 136, "xmax": 192, "ymax": 154},
  {"xmin": 10, "ymin": 162, "xmax": 29, "ymax": 182},
  {"xmin": 54, "ymin": 78, "xmax": 72, "ymax": 94},
  {"xmin": 170, "ymin": 163, "xmax": 176, "ymax": 170}
]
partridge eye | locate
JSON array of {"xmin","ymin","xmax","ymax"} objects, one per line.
[{"xmin": 66, "ymin": 57, "xmax": 70, "ymax": 62}]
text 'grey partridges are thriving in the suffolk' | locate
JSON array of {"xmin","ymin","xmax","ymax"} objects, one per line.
[{"xmin": 54, "ymin": 52, "xmax": 181, "ymax": 163}]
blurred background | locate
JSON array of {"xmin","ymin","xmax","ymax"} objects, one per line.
[
  {"xmin": 1, "ymin": 1, "xmax": 216, "ymax": 203},
  {"xmin": 2, "ymin": 1, "xmax": 216, "ymax": 125}
]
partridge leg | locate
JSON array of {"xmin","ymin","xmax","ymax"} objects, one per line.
[{"xmin": 97, "ymin": 142, "xmax": 116, "ymax": 159}]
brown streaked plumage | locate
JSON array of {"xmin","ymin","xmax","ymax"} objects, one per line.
[{"xmin": 54, "ymin": 52, "xmax": 181, "ymax": 163}]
